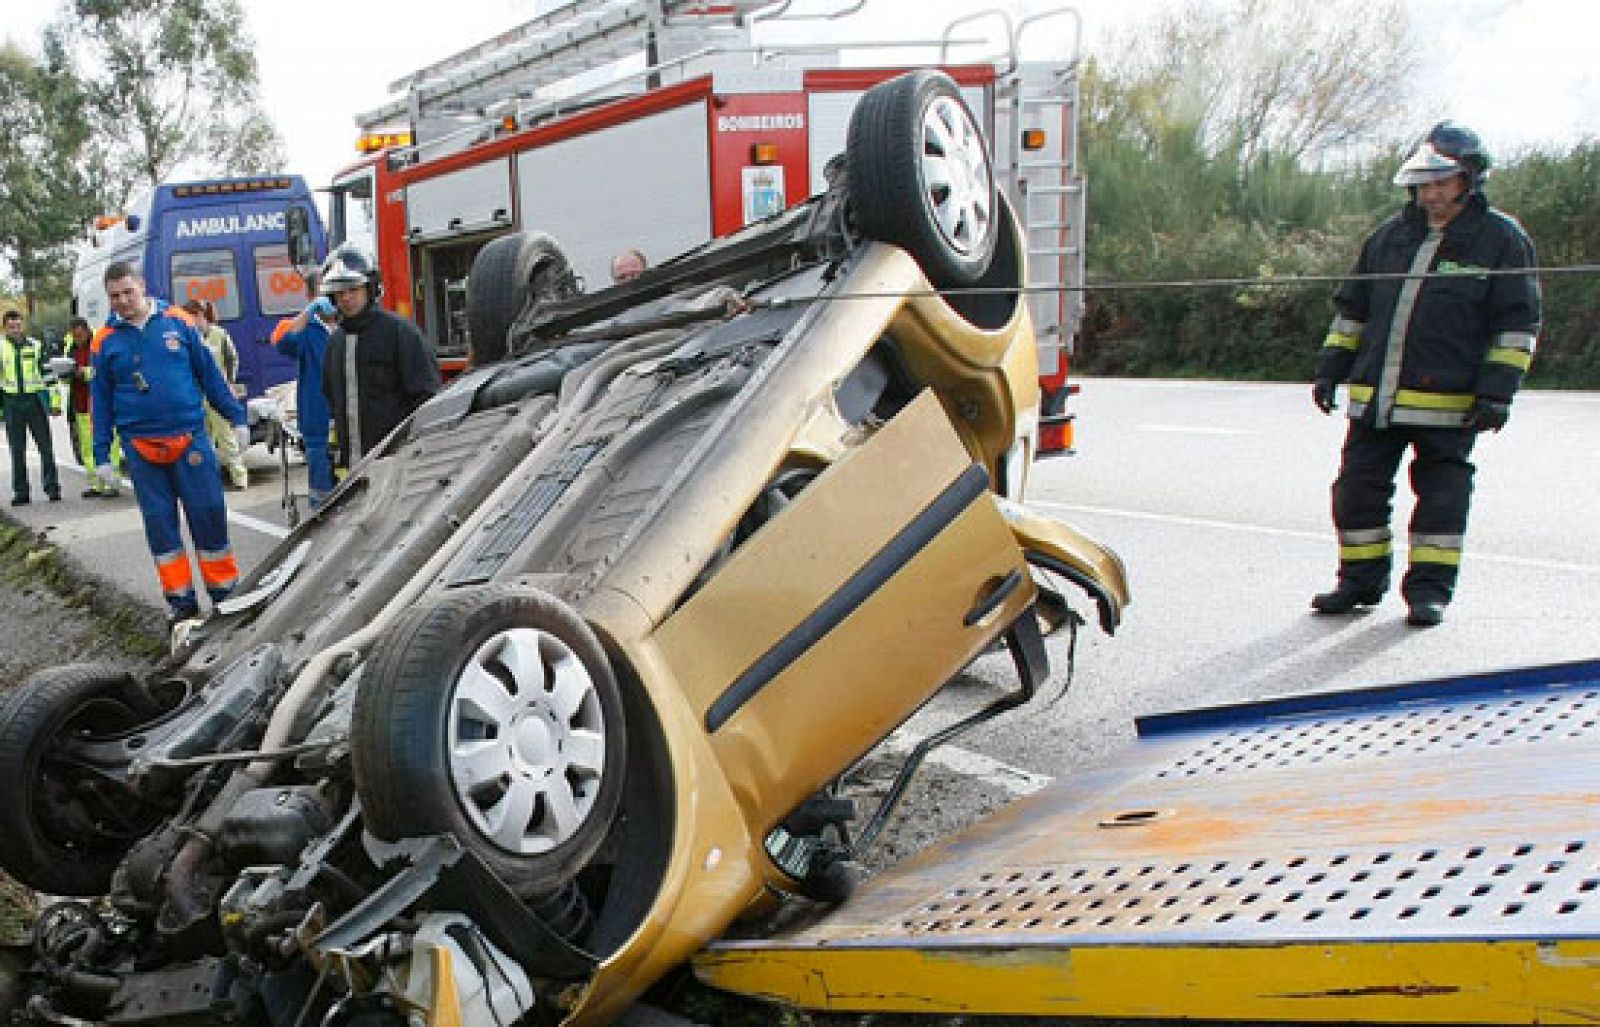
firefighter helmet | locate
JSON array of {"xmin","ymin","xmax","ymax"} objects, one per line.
[
  {"xmin": 1394, "ymin": 121, "xmax": 1491, "ymax": 190},
  {"xmin": 318, "ymin": 243, "xmax": 383, "ymax": 299}
]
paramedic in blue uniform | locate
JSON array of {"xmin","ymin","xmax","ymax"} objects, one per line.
[
  {"xmin": 270, "ymin": 289, "xmax": 336, "ymax": 506},
  {"xmin": 1310, "ymin": 122, "xmax": 1541, "ymax": 628},
  {"xmin": 91, "ymin": 261, "xmax": 251, "ymax": 624}
]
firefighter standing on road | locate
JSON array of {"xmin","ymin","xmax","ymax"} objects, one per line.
[
  {"xmin": 1, "ymin": 309, "xmax": 62, "ymax": 506},
  {"xmin": 318, "ymin": 244, "xmax": 439, "ymax": 469},
  {"xmin": 1311, "ymin": 122, "xmax": 1541, "ymax": 627},
  {"xmin": 92, "ymin": 262, "xmax": 250, "ymax": 625}
]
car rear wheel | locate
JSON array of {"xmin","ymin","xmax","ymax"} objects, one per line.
[
  {"xmin": 467, "ymin": 231, "xmax": 579, "ymax": 366},
  {"xmin": 847, "ymin": 70, "xmax": 999, "ymax": 287},
  {"xmin": 352, "ymin": 585, "xmax": 626, "ymax": 899},
  {"xmin": 0, "ymin": 665, "xmax": 164, "ymax": 895}
]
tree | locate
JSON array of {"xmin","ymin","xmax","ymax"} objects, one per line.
[
  {"xmin": 0, "ymin": 42, "xmax": 100, "ymax": 316},
  {"xmin": 43, "ymin": 0, "xmax": 287, "ymax": 208},
  {"xmin": 1100, "ymin": 0, "xmax": 1417, "ymax": 167}
]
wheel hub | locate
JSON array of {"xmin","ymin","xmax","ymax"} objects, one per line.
[{"xmin": 448, "ymin": 627, "xmax": 607, "ymax": 855}]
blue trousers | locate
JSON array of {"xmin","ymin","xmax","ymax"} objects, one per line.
[
  {"xmin": 124, "ymin": 432, "xmax": 239, "ymax": 615},
  {"xmin": 304, "ymin": 432, "xmax": 334, "ymax": 504}
]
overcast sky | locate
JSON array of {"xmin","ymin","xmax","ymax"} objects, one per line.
[{"xmin": 3, "ymin": 0, "xmax": 1597, "ymax": 197}]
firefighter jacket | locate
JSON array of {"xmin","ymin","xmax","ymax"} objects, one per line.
[
  {"xmin": 1315, "ymin": 192, "xmax": 1541, "ymax": 428},
  {"xmin": 90, "ymin": 300, "xmax": 247, "ymax": 466},
  {"xmin": 322, "ymin": 303, "xmax": 439, "ymax": 466},
  {"xmin": 1, "ymin": 335, "xmax": 61, "ymax": 413}
]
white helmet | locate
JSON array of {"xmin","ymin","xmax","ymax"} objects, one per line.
[
  {"xmin": 1393, "ymin": 122, "xmax": 1490, "ymax": 189},
  {"xmin": 318, "ymin": 243, "xmax": 382, "ymax": 299}
]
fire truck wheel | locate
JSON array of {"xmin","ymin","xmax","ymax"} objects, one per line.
[
  {"xmin": 467, "ymin": 231, "xmax": 576, "ymax": 365},
  {"xmin": 352, "ymin": 584, "xmax": 627, "ymax": 901},
  {"xmin": 846, "ymin": 70, "xmax": 999, "ymax": 288},
  {"xmin": 0, "ymin": 665, "xmax": 165, "ymax": 896}
]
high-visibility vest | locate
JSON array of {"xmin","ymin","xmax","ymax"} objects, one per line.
[{"xmin": 0, "ymin": 336, "xmax": 49, "ymax": 394}]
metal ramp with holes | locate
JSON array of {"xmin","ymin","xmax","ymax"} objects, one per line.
[{"xmin": 694, "ymin": 658, "xmax": 1600, "ymax": 1022}]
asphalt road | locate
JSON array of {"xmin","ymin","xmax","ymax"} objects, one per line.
[
  {"xmin": 10, "ymin": 379, "xmax": 1598, "ymax": 787},
  {"xmin": 909, "ymin": 377, "xmax": 1600, "ymax": 784}
]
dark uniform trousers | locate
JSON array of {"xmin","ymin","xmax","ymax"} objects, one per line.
[{"xmin": 1332, "ymin": 420, "xmax": 1476, "ymax": 605}]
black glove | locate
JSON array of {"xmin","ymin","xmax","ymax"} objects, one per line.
[
  {"xmin": 1464, "ymin": 396, "xmax": 1510, "ymax": 432},
  {"xmin": 1312, "ymin": 378, "xmax": 1338, "ymax": 414}
]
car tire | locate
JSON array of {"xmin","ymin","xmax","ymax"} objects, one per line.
[
  {"xmin": 467, "ymin": 232, "xmax": 577, "ymax": 366},
  {"xmin": 352, "ymin": 585, "xmax": 626, "ymax": 899},
  {"xmin": 847, "ymin": 70, "xmax": 999, "ymax": 287},
  {"xmin": 0, "ymin": 665, "xmax": 163, "ymax": 896}
]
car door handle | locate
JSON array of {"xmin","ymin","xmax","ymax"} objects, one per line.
[{"xmin": 964, "ymin": 569, "xmax": 1024, "ymax": 627}]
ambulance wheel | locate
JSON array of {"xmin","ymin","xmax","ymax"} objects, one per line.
[
  {"xmin": 352, "ymin": 585, "xmax": 626, "ymax": 900},
  {"xmin": 847, "ymin": 70, "xmax": 999, "ymax": 287},
  {"xmin": 468, "ymin": 231, "xmax": 578, "ymax": 366},
  {"xmin": 0, "ymin": 665, "xmax": 164, "ymax": 895}
]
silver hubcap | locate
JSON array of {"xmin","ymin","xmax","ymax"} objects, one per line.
[
  {"xmin": 447, "ymin": 627, "xmax": 606, "ymax": 855},
  {"xmin": 920, "ymin": 94, "xmax": 993, "ymax": 256}
]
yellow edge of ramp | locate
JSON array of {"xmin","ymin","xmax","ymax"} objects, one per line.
[{"xmin": 695, "ymin": 938, "xmax": 1600, "ymax": 1022}]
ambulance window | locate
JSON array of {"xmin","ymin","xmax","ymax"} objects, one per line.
[
  {"xmin": 171, "ymin": 250, "xmax": 241, "ymax": 320},
  {"xmin": 254, "ymin": 244, "xmax": 308, "ymax": 316}
]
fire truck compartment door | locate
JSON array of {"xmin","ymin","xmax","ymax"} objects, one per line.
[
  {"xmin": 515, "ymin": 100, "xmax": 711, "ymax": 290},
  {"xmin": 406, "ymin": 159, "xmax": 513, "ymax": 242}
]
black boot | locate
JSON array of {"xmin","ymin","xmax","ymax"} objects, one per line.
[
  {"xmin": 1311, "ymin": 583, "xmax": 1384, "ymax": 614},
  {"xmin": 1405, "ymin": 601, "xmax": 1446, "ymax": 627}
]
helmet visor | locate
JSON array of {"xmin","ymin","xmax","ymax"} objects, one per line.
[{"xmin": 1394, "ymin": 143, "xmax": 1465, "ymax": 187}]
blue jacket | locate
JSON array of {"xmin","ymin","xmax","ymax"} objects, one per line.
[
  {"xmin": 90, "ymin": 299, "xmax": 247, "ymax": 465},
  {"xmin": 271, "ymin": 316, "xmax": 331, "ymax": 444}
]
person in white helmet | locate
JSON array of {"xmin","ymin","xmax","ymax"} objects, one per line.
[
  {"xmin": 1310, "ymin": 122, "xmax": 1541, "ymax": 627},
  {"xmin": 316, "ymin": 243, "xmax": 439, "ymax": 470}
]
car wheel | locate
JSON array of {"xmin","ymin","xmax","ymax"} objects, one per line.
[
  {"xmin": 467, "ymin": 232, "xmax": 579, "ymax": 366},
  {"xmin": 352, "ymin": 585, "xmax": 626, "ymax": 899},
  {"xmin": 847, "ymin": 70, "xmax": 999, "ymax": 287},
  {"xmin": 0, "ymin": 665, "xmax": 164, "ymax": 895}
]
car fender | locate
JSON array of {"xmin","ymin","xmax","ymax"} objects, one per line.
[{"xmin": 999, "ymin": 499, "xmax": 1130, "ymax": 634}]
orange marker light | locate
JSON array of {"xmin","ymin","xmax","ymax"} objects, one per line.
[
  {"xmin": 750, "ymin": 142, "xmax": 779, "ymax": 165},
  {"xmin": 1021, "ymin": 128, "xmax": 1047, "ymax": 151}
]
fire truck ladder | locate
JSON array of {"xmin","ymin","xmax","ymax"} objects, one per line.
[
  {"xmin": 357, "ymin": 0, "xmax": 773, "ymax": 145},
  {"xmin": 696, "ymin": 658, "xmax": 1600, "ymax": 1022}
]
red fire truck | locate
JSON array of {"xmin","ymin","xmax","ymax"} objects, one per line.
[{"xmin": 329, "ymin": 1, "xmax": 1085, "ymax": 450}]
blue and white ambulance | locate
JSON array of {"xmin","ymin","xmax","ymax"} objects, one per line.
[{"xmin": 72, "ymin": 176, "xmax": 328, "ymax": 398}]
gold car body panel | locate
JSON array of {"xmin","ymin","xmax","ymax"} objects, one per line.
[
  {"xmin": 1002, "ymin": 501, "xmax": 1132, "ymax": 629},
  {"xmin": 654, "ymin": 389, "xmax": 1034, "ymax": 826},
  {"xmin": 567, "ymin": 244, "xmax": 1052, "ymax": 1023}
]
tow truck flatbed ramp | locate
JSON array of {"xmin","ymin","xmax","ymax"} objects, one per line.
[{"xmin": 695, "ymin": 658, "xmax": 1600, "ymax": 1022}]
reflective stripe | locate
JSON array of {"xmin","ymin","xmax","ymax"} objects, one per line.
[
  {"xmin": 1376, "ymin": 230, "xmax": 1444, "ymax": 429},
  {"xmin": 1411, "ymin": 532, "xmax": 1465, "ymax": 549},
  {"xmin": 155, "ymin": 552, "xmax": 192, "ymax": 594},
  {"xmin": 1391, "ymin": 408, "xmax": 1469, "ymax": 427},
  {"xmin": 1322, "ymin": 332, "xmax": 1361, "ymax": 353},
  {"xmin": 1329, "ymin": 314, "xmax": 1364, "ymax": 336},
  {"xmin": 1492, "ymin": 330, "xmax": 1537, "ymax": 353},
  {"xmin": 1348, "ymin": 384, "xmax": 1374, "ymax": 402},
  {"xmin": 198, "ymin": 551, "xmax": 239, "ymax": 588},
  {"xmin": 1394, "ymin": 389, "xmax": 1474, "ymax": 411},
  {"xmin": 1347, "ymin": 399, "xmax": 1369, "ymax": 419},
  {"xmin": 1409, "ymin": 545, "xmax": 1463, "ymax": 567},
  {"xmin": 1487, "ymin": 347, "xmax": 1534, "ymax": 371},
  {"xmin": 1340, "ymin": 542, "xmax": 1393, "ymax": 561},
  {"xmin": 1339, "ymin": 528, "xmax": 1393, "ymax": 545}
]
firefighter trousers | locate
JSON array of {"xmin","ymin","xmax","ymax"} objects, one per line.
[
  {"xmin": 1330, "ymin": 420, "xmax": 1476, "ymax": 605},
  {"xmin": 124, "ymin": 432, "xmax": 240, "ymax": 617}
]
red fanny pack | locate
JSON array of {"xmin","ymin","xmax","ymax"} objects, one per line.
[{"xmin": 130, "ymin": 433, "xmax": 193, "ymax": 464}]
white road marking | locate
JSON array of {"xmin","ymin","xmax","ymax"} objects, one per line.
[
  {"xmin": 1032, "ymin": 499, "xmax": 1600, "ymax": 574},
  {"xmin": 1136, "ymin": 423, "xmax": 1255, "ymax": 436},
  {"xmin": 881, "ymin": 728, "xmax": 1053, "ymax": 796},
  {"xmin": 47, "ymin": 459, "xmax": 290, "ymax": 539}
]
